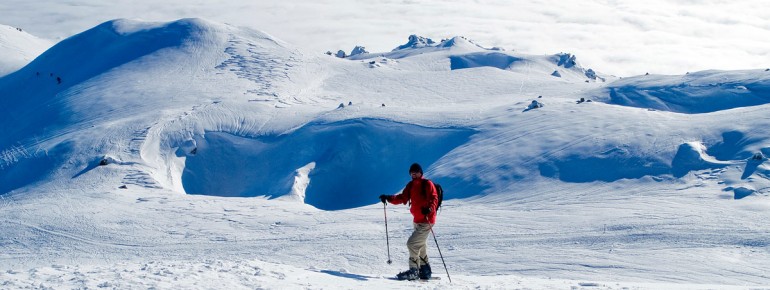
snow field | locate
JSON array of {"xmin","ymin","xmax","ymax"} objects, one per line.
[{"xmin": 1, "ymin": 18, "xmax": 769, "ymax": 289}]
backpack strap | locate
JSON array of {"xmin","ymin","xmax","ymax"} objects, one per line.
[
  {"xmin": 421, "ymin": 179, "xmax": 436, "ymax": 208},
  {"xmin": 404, "ymin": 181, "xmax": 413, "ymax": 196},
  {"xmin": 404, "ymin": 181, "xmax": 413, "ymax": 206}
]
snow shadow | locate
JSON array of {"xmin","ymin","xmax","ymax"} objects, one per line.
[
  {"xmin": 13, "ymin": 19, "xmax": 194, "ymax": 91},
  {"xmin": 671, "ymin": 142, "xmax": 729, "ymax": 178},
  {"xmin": 0, "ymin": 19, "xmax": 197, "ymax": 149},
  {"xmin": 538, "ymin": 154, "xmax": 670, "ymax": 183},
  {"xmin": 603, "ymin": 74, "xmax": 770, "ymax": 114},
  {"xmin": 319, "ymin": 270, "xmax": 373, "ymax": 281},
  {"xmin": 72, "ymin": 157, "xmax": 106, "ymax": 179},
  {"xmin": 742, "ymin": 159, "xmax": 764, "ymax": 180},
  {"xmin": 706, "ymin": 131, "xmax": 760, "ymax": 161},
  {"xmin": 0, "ymin": 141, "xmax": 72, "ymax": 195},
  {"xmin": 733, "ymin": 187, "xmax": 755, "ymax": 199},
  {"xmin": 182, "ymin": 118, "xmax": 475, "ymax": 210},
  {"xmin": 539, "ymin": 131, "xmax": 763, "ymax": 182},
  {"xmin": 449, "ymin": 52, "xmax": 523, "ymax": 70}
]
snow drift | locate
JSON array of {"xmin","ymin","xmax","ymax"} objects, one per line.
[
  {"xmin": 183, "ymin": 119, "xmax": 474, "ymax": 210},
  {"xmin": 449, "ymin": 52, "xmax": 523, "ymax": 70},
  {"xmin": 593, "ymin": 70, "xmax": 770, "ymax": 113},
  {"xmin": 1, "ymin": 18, "xmax": 770, "ymax": 288},
  {"xmin": 0, "ymin": 18, "xmax": 312, "ymax": 195}
]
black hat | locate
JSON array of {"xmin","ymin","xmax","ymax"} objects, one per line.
[{"xmin": 409, "ymin": 163, "xmax": 423, "ymax": 174}]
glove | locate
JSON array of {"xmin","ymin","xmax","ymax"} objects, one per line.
[
  {"xmin": 421, "ymin": 206, "xmax": 432, "ymax": 216},
  {"xmin": 379, "ymin": 195, "xmax": 390, "ymax": 204}
]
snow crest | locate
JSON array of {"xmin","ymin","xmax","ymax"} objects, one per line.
[{"xmin": 2, "ymin": 18, "xmax": 770, "ymax": 289}]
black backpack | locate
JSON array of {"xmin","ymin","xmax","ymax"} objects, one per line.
[{"xmin": 433, "ymin": 182, "xmax": 444, "ymax": 210}]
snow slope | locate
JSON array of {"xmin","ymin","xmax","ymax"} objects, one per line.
[
  {"xmin": 1, "ymin": 18, "xmax": 769, "ymax": 289},
  {"xmin": 593, "ymin": 70, "xmax": 770, "ymax": 113},
  {"xmin": 0, "ymin": 24, "xmax": 51, "ymax": 77}
]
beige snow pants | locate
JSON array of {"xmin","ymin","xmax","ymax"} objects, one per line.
[{"xmin": 407, "ymin": 222, "xmax": 432, "ymax": 268}]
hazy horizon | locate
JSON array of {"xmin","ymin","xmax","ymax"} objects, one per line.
[{"xmin": 1, "ymin": 0, "xmax": 768, "ymax": 77}]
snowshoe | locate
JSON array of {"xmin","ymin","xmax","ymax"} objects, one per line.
[
  {"xmin": 396, "ymin": 268, "xmax": 419, "ymax": 280},
  {"xmin": 419, "ymin": 263, "xmax": 432, "ymax": 280}
]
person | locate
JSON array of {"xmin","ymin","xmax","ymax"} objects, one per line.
[{"xmin": 379, "ymin": 163, "xmax": 438, "ymax": 280}]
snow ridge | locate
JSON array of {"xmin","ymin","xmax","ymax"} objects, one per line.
[
  {"xmin": 595, "ymin": 69, "xmax": 770, "ymax": 113},
  {"xmin": 0, "ymin": 24, "xmax": 52, "ymax": 77},
  {"xmin": 1, "ymin": 18, "xmax": 769, "ymax": 289}
]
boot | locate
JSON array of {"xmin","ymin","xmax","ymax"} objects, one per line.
[
  {"xmin": 396, "ymin": 268, "xmax": 418, "ymax": 280},
  {"xmin": 419, "ymin": 263, "xmax": 432, "ymax": 280}
]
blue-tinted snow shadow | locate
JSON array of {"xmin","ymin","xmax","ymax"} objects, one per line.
[
  {"xmin": 742, "ymin": 159, "xmax": 764, "ymax": 180},
  {"xmin": 319, "ymin": 270, "xmax": 373, "ymax": 281},
  {"xmin": 182, "ymin": 118, "xmax": 476, "ymax": 210},
  {"xmin": 605, "ymin": 78, "xmax": 770, "ymax": 114},
  {"xmin": 449, "ymin": 52, "xmax": 523, "ymax": 70},
  {"xmin": 0, "ymin": 141, "xmax": 73, "ymax": 195},
  {"xmin": 733, "ymin": 187, "xmax": 755, "ymax": 199},
  {"xmin": 0, "ymin": 20, "xmax": 194, "ymax": 150},
  {"xmin": 707, "ymin": 131, "xmax": 760, "ymax": 161},
  {"xmin": 538, "ymin": 154, "xmax": 670, "ymax": 183},
  {"xmin": 670, "ymin": 142, "xmax": 732, "ymax": 178},
  {"xmin": 539, "ymin": 132, "xmax": 765, "ymax": 182},
  {"xmin": 431, "ymin": 175, "xmax": 489, "ymax": 201},
  {"xmin": 72, "ymin": 157, "xmax": 105, "ymax": 179}
]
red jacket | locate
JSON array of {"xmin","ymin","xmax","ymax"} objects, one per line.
[{"xmin": 389, "ymin": 178, "xmax": 438, "ymax": 224}]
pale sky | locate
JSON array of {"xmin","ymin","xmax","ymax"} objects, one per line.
[{"xmin": 1, "ymin": 0, "xmax": 768, "ymax": 77}]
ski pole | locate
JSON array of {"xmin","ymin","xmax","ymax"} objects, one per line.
[
  {"xmin": 383, "ymin": 202, "xmax": 392, "ymax": 264},
  {"xmin": 426, "ymin": 216, "xmax": 451, "ymax": 283}
]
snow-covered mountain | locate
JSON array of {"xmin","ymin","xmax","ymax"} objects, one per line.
[
  {"xmin": 1, "ymin": 18, "xmax": 768, "ymax": 289},
  {"xmin": 0, "ymin": 24, "xmax": 52, "ymax": 77}
]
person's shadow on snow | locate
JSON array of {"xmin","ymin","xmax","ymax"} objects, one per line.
[{"xmin": 319, "ymin": 270, "xmax": 373, "ymax": 281}]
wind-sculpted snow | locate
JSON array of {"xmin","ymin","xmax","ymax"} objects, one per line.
[
  {"xmin": 594, "ymin": 70, "xmax": 770, "ymax": 113},
  {"xmin": 449, "ymin": 52, "xmax": 523, "ymax": 70},
  {"xmin": 0, "ymin": 18, "xmax": 220, "ymax": 150},
  {"xmin": 538, "ymin": 150, "xmax": 671, "ymax": 183},
  {"xmin": 2, "ymin": 18, "xmax": 770, "ymax": 288},
  {"xmin": 534, "ymin": 126, "xmax": 769, "ymax": 185},
  {"xmin": 707, "ymin": 131, "xmax": 766, "ymax": 161},
  {"xmin": 0, "ymin": 24, "xmax": 52, "ymax": 77},
  {"xmin": 671, "ymin": 142, "xmax": 731, "ymax": 178},
  {"xmin": 3, "ymin": 18, "xmax": 206, "ymax": 91},
  {"xmin": 0, "ymin": 141, "xmax": 72, "ymax": 194},
  {"xmin": 539, "ymin": 131, "xmax": 765, "ymax": 182},
  {"xmin": 182, "ymin": 119, "xmax": 475, "ymax": 210},
  {"xmin": 214, "ymin": 29, "xmax": 301, "ymax": 97},
  {"xmin": 0, "ymin": 18, "xmax": 316, "ymax": 195}
]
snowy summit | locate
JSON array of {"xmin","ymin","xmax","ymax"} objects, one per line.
[
  {"xmin": 0, "ymin": 24, "xmax": 52, "ymax": 77},
  {"xmin": 0, "ymin": 18, "xmax": 769, "ymax": 289}
]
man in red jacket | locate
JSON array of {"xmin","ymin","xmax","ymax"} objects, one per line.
[{"xmin": 380, "ymin": 163, "xmax": 438, "ymax": 280}]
